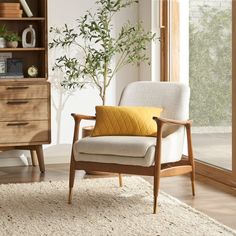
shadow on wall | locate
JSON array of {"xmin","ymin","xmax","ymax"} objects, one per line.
[
  {"xmin": 43, "ymin": 144, "xmax": 71, "ymax": 164},
  {"xmin": 49, "ymin": 68, "xmax": 73, "ymax": 145},
  {"xmin": 0, "ymin": 150, "xmax": 30, "ymax": 167}
]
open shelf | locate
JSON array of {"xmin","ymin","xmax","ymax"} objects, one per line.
[
  {"xmin": 0, "ymin": 0, "xmax": 48, "ymax": 79},
  {"xmin": 0, "ymin": 17, "xmax": 45, "ymax": 21},
  {"xmin": 0, "ymin": 77, "xmax": 46, "ymax": 83},
  {"xmin": 0, "ymin": 48, "xmax": 45, "ymax": 52}
]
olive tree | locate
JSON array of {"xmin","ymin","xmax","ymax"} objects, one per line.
[{"xmin": 49, "ymin": 0, "xmax": 155, "ymax": 105}]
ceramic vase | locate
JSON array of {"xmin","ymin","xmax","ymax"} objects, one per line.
[{"xmin": 22, "ymin": 25, "xmax": 36, "ymax": 48}]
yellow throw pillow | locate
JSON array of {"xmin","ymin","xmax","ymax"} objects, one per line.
[{"xmin": 92, "ymin": 106, "xmax": 163, "ymax": 137}]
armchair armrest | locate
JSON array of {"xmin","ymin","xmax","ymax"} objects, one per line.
[
  {"xmin": 153, "ymin": 117, "xmax": 192, "ymax": 127},
  {"xmin": 153, "ymin": 116, "xmax": 194, "ymax": 169},
  {"xmin": 71, "ymin": 113, "xmax": 96, "ymax": 143},
  {"xmin": 71, "ymin": 113, "xmax": 96, "ymax": 122},
  {"xmin": 153, "ymin": 117, "xmax": 192, "ymax": 138}
]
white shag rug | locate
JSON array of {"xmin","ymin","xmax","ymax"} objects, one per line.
[{"xmin": 0, "ymin": 176, "xmax": 235, "ymax": 236}]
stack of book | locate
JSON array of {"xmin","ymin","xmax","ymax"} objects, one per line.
[{"xmin": 0, "ymin": 3, "xmax": 23, "ymax": 18}]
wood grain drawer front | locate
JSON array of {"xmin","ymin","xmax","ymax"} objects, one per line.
[
  {"xmin": 0, "ymin": 84, "xmax": 48, "ymax": 99},
  {"xmin": 0, "ymin": 99, "xmax": 48, "ymax": 121},
  {"xmin": 0, "ymin": 121, "xmax": 49, "ymax": 144}
]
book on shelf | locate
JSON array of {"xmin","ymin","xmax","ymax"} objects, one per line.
[
  {"xmin": 0, "ymin": 3, "xmax": 20, "ymax": 10},
  {"xmin": 0, "ymin": 60, "xmax": 5, "ymax": 74},
  {"xmin": 0, "ymin": 9, "xmax": 22, "ymax": 14},
  {"xmin": 0, "ymin": 53, "xmax": 12, "ymax": 74},
  {"xmin": 0, "ymin": 72, "xmax": 24, "ymax": 79},
  {"xmin": 19, "ymin": 0, "xmax": 33, "ymax": 17},
  {"xmin": 0, "ymin": 52, "xmax": 12, "ymax": 61},
  {"xmin": 0, "ymin": 3, "xmax": 22, "ymax": 17},
  {"xmin": 0, "ymin": 10, "xmax": 23, "ymax": 18}
]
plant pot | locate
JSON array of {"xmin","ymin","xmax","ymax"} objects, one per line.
[
  {"xmin": 0, "ymin": 37, "xmax": 6, "ymax": 48},
  {"xmin": 6, "ymin": 41, "xmax": 18, "ymax": 48}
]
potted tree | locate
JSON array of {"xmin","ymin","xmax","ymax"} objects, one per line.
[
  {"xmin": 5, "ymin": 32, "xmax": 21, "ymax": 48},
  {"xmin": 49, "ymin": 0, "xmax": 155, "ymax": 105}
]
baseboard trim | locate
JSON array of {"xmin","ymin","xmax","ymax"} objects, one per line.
[
  {"xmin": 0, "ymin": 157, "xmax": 26, "ymax": 167},
  {"xmin": 0, "ymin": 155, "xmax": 70, "ymax": 167}
]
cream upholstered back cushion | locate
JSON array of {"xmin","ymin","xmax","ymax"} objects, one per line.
[
  {"xmin": 118, "ymin": 81, "xmax": 190, "ymax": 164},
  {"xmin": 119, "ymin": 81, "xmax": 190, "ymax": 120}
]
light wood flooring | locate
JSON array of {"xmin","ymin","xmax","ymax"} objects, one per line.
[
  {"xmin": 0, "ymin": 164, "xmax": 236, "ymax": 230},
  {"xmin": 193, "ymin": 133, "xmax": 232, "ymax": 170}
]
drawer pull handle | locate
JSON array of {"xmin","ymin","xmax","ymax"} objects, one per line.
[
  {"xmin": 7, "ymin": 101, "xmax": 29, "ymax": 105},
  {"xmin": 7, "ymin": 122, "xmax": 29, "ymax": 126},
  {"xmin": 6, "ymin": 86, "xmax": 29, "ymax": 90}
]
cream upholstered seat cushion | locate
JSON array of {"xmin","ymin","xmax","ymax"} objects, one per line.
[
  {"xmin": 75, "ymin": 136, "xmax": 156, "ymax": 157},
  {"xmin": 73, "ymin": 136, "xmax": 156, "ymax": 167},
  {"xmin": 73, "ymin": 127, "xmax": 185, "ymax": 166}
]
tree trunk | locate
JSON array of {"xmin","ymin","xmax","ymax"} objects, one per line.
[
  {"xmin": 102, "ymin": 95, "xmax": 106, "ymax": 105},
  {"xmin": 102, "ymin": 61, "xmax": 108, "ymax": 105}
]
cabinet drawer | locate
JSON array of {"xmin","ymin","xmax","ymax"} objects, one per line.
[
  {"xmin": 0, "ymin": 121, "xmax": 49, "ymax": 144},
  {"xmin": 0, "ymin": 99, "xmax": 48, "ymax": 121},
  {"xmin": 0, "ymin": 84, "xmax": 48, "ymax": 99}
]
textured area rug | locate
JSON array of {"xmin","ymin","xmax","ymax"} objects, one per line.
[{"xmin": 0, "ymin": 177, "xmax": 235, "ymax": 236}]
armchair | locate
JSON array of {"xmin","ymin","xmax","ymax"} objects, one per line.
[{"xmin": 69, "ymin": 81, "xmax": 195, "ymax": 214}]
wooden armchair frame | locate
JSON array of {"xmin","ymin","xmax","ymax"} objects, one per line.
[{"xmin": 68, "ymin": 113, "xmax": 195, "ymax": 214}]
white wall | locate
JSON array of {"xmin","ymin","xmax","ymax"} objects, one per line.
[
  {"xmin": 139, "ymin": 0, "xmax": 160, "ymax": 82},
  {"xmin": 179, "ymin": 0, "xmax": 189, "ymax": 84},
  {"xmin": 0, "ymin": 0, "xmax": 141, "ymax": 167}
]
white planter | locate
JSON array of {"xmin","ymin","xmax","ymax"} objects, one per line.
[{"xmin": 0, "ymin": 37, "xmax": 6, "ymax": 48}]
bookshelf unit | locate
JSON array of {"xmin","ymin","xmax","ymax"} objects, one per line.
[{"xmin": 0, "ymin": 0, "xmax": 50, "ymax": 173}]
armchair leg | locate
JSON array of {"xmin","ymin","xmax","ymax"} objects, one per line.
[
  {"xmin": 118, "ymin": 173, "xmax": 123, "ymax": 187},
  {"xmin": 153, "ymin": 174, "xmax": 160, "ymax": 214},
  {"xmin": 191, "ymin": 171, "xmax": 195, "ymax": 196},
  {"xmin": 153, "ymin": 195, "xmax": 158, "ymax": 214},
  {"xmin": 68, "ymin": 187, "xmax": 73, "ymax": 204},
  {"xmin": 68, "ymin": 164, "xmax": 75, "ymax": 204},
  {"xmin": 186, "ymin": 123, "xmax": 196, "ymax": 197}
]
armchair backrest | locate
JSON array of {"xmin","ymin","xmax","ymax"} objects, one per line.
[{"xmin": 119, "ymin": 81, "xmax": 190, "ymax": 120}]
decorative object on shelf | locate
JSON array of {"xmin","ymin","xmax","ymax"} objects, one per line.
[
  {"xmin": 0, "ymin": 3, "xmax": 22, "ymax": 18},
  {"xmin": 0, "ymin": 25, "xmax": 7, "ymax": 48},
  {"xmin": 0, "ymin": 59, "xmax": 6, "ymax": 74},
  {"xmin": 5, "ymin": 32, "xmax": 21, "ymax": 48},
  {"xmin": 19, "ymin": 0, "xmax": 33, "ymax": 17},
  {"xmin": 27, "ymin": 65, "xmax": 38, "ymax": 78},
  {"xmin": 0, "ymin": 52, "xmax": 12, "ymax": 63},
  {"xmin": 49, "ymin": 0, "xmax": 156, "ymax": 105},
  {"xmin": 7, "ymin": 58, "xmax": 23, "ymax": 75},
  {"xmin": 22, "ymin": 25, "xmax": 36, "ymax": 48}
]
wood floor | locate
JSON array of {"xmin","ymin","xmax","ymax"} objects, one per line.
[
  {"xmin": 0, "ymin": 164, "xmax": 236, "ymax": 230},
  {"xmin": 193, "ymin": 133, "xmax": 231, "ymax": 170}
]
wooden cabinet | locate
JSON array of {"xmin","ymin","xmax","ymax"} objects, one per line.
[
  {"xmin": 0, "ymin": 0, "xmax": 50, "ymax": 173},
  {"xmin": 0, "ymin": 81, "xmax": 50, "ymax": 145}
]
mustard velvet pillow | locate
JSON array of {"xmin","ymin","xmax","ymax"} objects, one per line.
[{"xmin": 92, "ymin": 106, "xmax": 163, "ymax": 137}]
